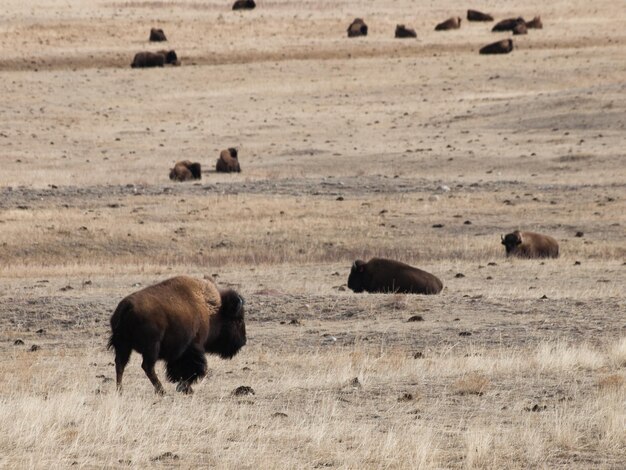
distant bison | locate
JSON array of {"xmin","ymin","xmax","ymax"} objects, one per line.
[
  {"xmin": 513, "ymin": 22, "xmax": 528, "ymax": 35},
  {"xmin": 216, "ymin": 148, "xmax": 241, "ymax": 173},
  {"xmin": 395, "ymin": 24, "xmax": 417, "ymax": 38},
  {"xmin": 131, "ymin": 50, "xmax": 178, "ymax": 68},
  {"xmin": 492, "ymin": 17, "xmax": 525, "ymax": 32},
  {"xmin": 501, "ymin": 230, "xmax": 559, "ymax": 259},
  {"xmin": 232, "ymin": 0, "xmax": 255, "ymax": 10},
  {"xmin": 526, "ymin": 16, "xmax": 543, "ymax": 29},
  {"xmin": 479, "ymin": 39, "xmax": 513, "ymax": 54},
  {"xmin": 149, "ymin": 28, "xmax": 167, "ymax": 42},
  {"xmin": 347, "ymin": 18, "xmax": 368, "ymax": 37},
  {"xmin": 108, "ymin": 276, "xmax": 247, "ymax": 395},
  {"xmin": 169, "ymin": 160, "xmax": 202, "ymax": 181},
  {"xmin": 435, "ymin": 17, "xmax": 461, "ymax": 31},
  {"xmin": 348, "ymin": 258, "xmax": 443, "ymax": 295},
  {"xmin": 467, "ymin": 9, "xmax": 493, "ymax": 22}
]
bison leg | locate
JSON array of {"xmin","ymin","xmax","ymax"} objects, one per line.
[
  {"xmin": 141, "ymin": 346, "xmax": 165, "ymax": 395},
  {"xmin": 114, "ymin": 345, "xmax": 132, "ymax": 393},
  {"xmin": 165, "ymin": 343, "xmax": 207, "ymax": 393},
  {"xmin": 175, "ymin": 381, "xmax": 194, "ymax": 394}
]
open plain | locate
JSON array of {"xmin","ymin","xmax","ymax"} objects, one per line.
[{"xmin": 0, "ymin": 0, "xmax": 625, "ymax": 468}]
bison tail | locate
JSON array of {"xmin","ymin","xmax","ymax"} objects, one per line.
[
  {"xmin": 108, "ymin": 299, "xmax": 132, "ymax": 351},
  {"xmin": 165, "ymin": 343, "xmax": 207, "ymax": 384}
]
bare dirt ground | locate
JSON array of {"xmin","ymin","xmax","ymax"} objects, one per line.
[{"xmin": 0, "ymin": 0, "xmax": 625, "ymax": 468}]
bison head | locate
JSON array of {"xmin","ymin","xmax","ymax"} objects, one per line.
[
  {"xmin": 347, "ymin": 260, "xmax": 368, "ymax": 293},
  {"xmin": 501, "ymin": 231, "xmax": 522, "ymax": 254},
  {"xmin": 205, "ymin": 289, "xmax": 247, "ymax": 359},
  {"xmin": 228, "ymin": 148, "xmax": 238, "ymax": 159}
]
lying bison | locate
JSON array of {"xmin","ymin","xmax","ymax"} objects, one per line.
[
  {"xmin": 395, "ymin": 24, "xmax": 417, "ymax": 38},
  {"xmin": 480, "ymin": 39, "xmax": 513, "ymax": 54},
  {"xmin": 149, "ymin": 28, "xmax": 167, "ymax": 42},
  {"xmin": 348, "ymin": 258, "xmax": 443, "ymax": 295},
  {"xmin": 347, "ymin": 18, "xmax": 368, "ymax": 37},
  {"xmin": 216, "ymin": 148, "xmax": 241, "ymax": 173},
  {"xmin": 467, "ymin": 9, "xmax": 493, "ymax": 22},
  {"xmin": 131, "ymin": 50, "xmax": 178, "ymax": 68},
  {"xmin": 492, "ymin": 17, "xmax": 526, "ymax": 32},
  {"xmin": 501, "ymin": 230, "xmax": 559, "ymax": 259},
  {"xmin": 108, "ymin": 276, "xmax": 247, "ymax": 394},
  {"xmin": 435, "ymin": 16, "xmax": 461, "ymax": 31},
  {"xmin": 169, "ymin": 160, "xmax": 202, "ymax": 181},
  {"xmin": 526, "ymin": 16, "xmax": 543, "ymax": 29},
  {"xmin": 232, "ymin": 0, "xmax": 255, "ymax": 10}
]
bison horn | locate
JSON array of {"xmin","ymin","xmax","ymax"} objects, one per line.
[
  {"xmin": 501, "ymin": 234, "xmax": 504, "ymax": 241},
  {"xmin": 236, "ymin": 294, "xmax": 244, "ymax": 312}
]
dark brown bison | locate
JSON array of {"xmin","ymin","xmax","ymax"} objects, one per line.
[
  {"xmin": 467, "ymin": 9, "xmax": 493, "ymax": 22},
  {"xmin": 501, "ymin": 230, "xmax": 559, "ymax": 259},
  {"xmin": 513, "ymin": 22, "xmax": 528, "ymax": 35},
  {"xmin": 149, "ymin": 28, "xmax": 167, "ymax": 42},
  {"xmin": 492, "ymin": 17, "xmax": 525, "ymax": 32},
  {"xmin": 526, "ymin": 16, "xmax": 543, "ymax": 29},
  {"xmin": 435, "ymin": 17, "xmax": 461, "ymax": 31},
  {"xmin": 169, "ymin": 160, "xmax": 202, "ymax": 181},
  {"xmin": 108, "ymin": 276, "xmax": 247, "ymax": 394},
  {"xmin": 347, "ymin": 18, "xmax": 368, "ymax": 37},
  {"xmin": 479, "ymin": 39, "xmax": 513, "ymax": 54},
  {"xmin": 131, "ymin": 50, "xmax": 178, "ymax": 68},
  {"xmin": 395, "ymin": 24, "xmax": 417, "ymax": 38},
  {"xmin": 348, "ymin": 258, "xmax": 443, "ymax": 295},
  {"xmin": 232, "ymin": 0, "xmax": 255, "ymax": 10},
  {"xmin": 216, "ymin": 148, "xmax": 241, "ymax": 173}
]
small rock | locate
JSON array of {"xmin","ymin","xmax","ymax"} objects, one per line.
[
  {"xmin": 13, "ymin": 339, "xmax": 24, "ymax": 345},
  {"xmin": 36, "ymin": 328, "xmax": 45, "ymax": 335},
  {"xmin": 574, "ymin": 261, "xmax": 581, "ymax": 265},
  {"xmin": 455, "ymin": 273, "xmax": 465, "ymax": 278},
  {"xmin": 232, "ymin": 385, "xmax": 255, "ymax": 396},
  {"xmin": 288, "ymin": 319, "xmax": 300, "ymax": 325},
  {"xmin": 349, "ymin": 377, "xmax": 362, "ymax": 388},
  {"xmin": 575, "ymin": 231, "xmax": 584, "ymax": 237},
  {"xmin": 459, "ymin": 331, "xmax": 472, "ymax": 337},
  {"xmin": 30, "ymin": 344, "xmax": 40, "ymax": 352},
  {"xmin": 60, "ymin": 285, "xmax": 73, "ymax": 291},
  {"xmin": 487, "ymin": 262, "xmax": 497, "ymax": 266},
  {"xmin": 413, "ymin": 352, "xmax": 424, "ymax": 359},
  {"xmin": 432, "ymin": 223, "xmax": 444, "ymax": 228},
  {"xmin": 540, "ymin": 295, "xmax": 549, "ymax": 299},
  {"xmin": 272, "ymin": 412, "xmax": 288, "ymax": 418},
  {"xmin": 398, "ymin": 393, "xmax": 414, "ymax": 402},
  {"xmin": 336, "ymin": 196, "xmax": 344, "ymax": 201},
  {"xmin": 437, "ymin": 185, "xmax": 450, "ymax": 192},
  {"xmin": 463, "ymin": 220, "xmax": 472, "ymax": 225},
  {"xmin": 150, "ymin": 452, "xmax": 179, "ymax": 462}
]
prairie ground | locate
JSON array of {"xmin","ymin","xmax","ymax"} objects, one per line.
[{"xmin": 0, "ymin": 0, "xmax": 625, "ymax": 468}]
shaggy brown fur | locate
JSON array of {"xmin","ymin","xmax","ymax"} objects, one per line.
[
  {"xmin": 395, "ymin": 24, "xmax": 417, "ymax": 38},
  {"xmin": 467, "ymin": 9, "xmax": 493, "ymax": 22},
  {"xmin": 131, "ymin": 51, "xmax": 165, "ymax": 68},
  {"xmin": 501, "ymin": 230, "xmax": 559, "ymax": 259},
  {"xmin": 347, "ymin": 18, "xmax": 368, "ymax": 37},
  {"xmin": 169, "ymin": 160, "xmax": 202, "ymax": 181},
  {"xmin": 479, "ymin": 39, "xmax": 514, "ymax": 54},
  {"xmin": 149, "ymin": 28, "xmax": 167, "ymax": 42},
  {"xmin": 435, "ymin": 17, "xmax": 461, "ymax": 31},
  {"xmin": 513, "ymin": 22, "xmax": 528, "ymax": 35},
  {"xmin": 525, "ymin": 16, "xmax": 543, "ymax": 29},
  {"xmin": 216, "ymin": 148, "xmax": 241, "ymax": 173},
  {"xmin": 348, "ymin": 258, "xmax": 443, "ymax": 295},
  {"xmin": 232, "ymin": 0, "xmax": 255, "ymax": 10},
  {"xmin": 492, "ymin": 17, "xmax": 526, "ymax": 32},
  {"xmin": 108, "ymin": 276, "xmax": 247, "ymax": 395},
  {"xmin": 156, "ymin": 49, "xmax": 179, "ymax": 65}
]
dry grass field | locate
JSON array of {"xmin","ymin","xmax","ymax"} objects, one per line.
[{"xmin": 0, "ymin": 0, "xmax": 625, "ymax": 468}]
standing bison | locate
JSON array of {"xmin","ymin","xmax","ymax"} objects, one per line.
[
  {"xmin": 216, "ymin": 148, "xmax": 241, "ymax": 173},
  {"xmin": 501, "ymin": 230, "xmax": 559, "ymax": 258},
  {"xmin": 169, "ymin": 160, "xmax": 202, "ymax": 181},
  {"xmin": 347, "ymin": 18, "xmax": 368, "ymax": 37},
  {"xmin": 108, "ymin": 276, "xmax": 247, "ymax": 395},
  {"xmin": 149, "ymin": 28, "xmax": 167, "ymax": 42},
  {"xmin": 435, "ymin": 17, "xmax": 461, "ymax": 31},
  {"xmin": 348, "ymin": 258, "xmax": 443, "ymax": 295}
]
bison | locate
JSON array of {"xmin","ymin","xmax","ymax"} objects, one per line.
[
  {"xmin": 435, "ymin": 17, "xmax": 461, "ymax": 31},
  {"xmin": 479, "ymin": 39, "xmax": 513, "ymax": 54},
  {"xmin": 216, "ymin": 148, "xmax": 241, "ymax": 173},
  {"xmin": 395, "ymin": 24, "xmax": 417, "ymax": 38},
  {"xmin": 232, "ymin": 0, "xmax": 255, "ymax": 10},
  {"xmin": 512, "ymin": 22, "xmax": 528, "ymax": 35},
  {"xmin": 501, "ymin": 230, "xmax": 559, "ymax": 259},
  {"xmin": 467, "ymin": 9, "xmax": 493, "ymax": 22},
  {"xmin": 108, "ymin": 276, "xmax": 247, "ymax": 395},
  {"xmin": 169, "ymin": 160, "xmax": 202, "ymax": 181},
  {"xmin": 492, "ymin": 17, "xmax": 526, "ymax": 32},
  {"xmin": 149, "ymin": 28, "xmax": 167, "ymax": 42},
  {"xmin": 347, "ymin": 258, "xmax": 443, "ymax": 295},
  {"xmin": 347, "ymin": 18, "xmax": 368, "ymax": 37},
  {"xmin": 526, "ymin": 16, "xmax": 543, "ymax": 29},
  {"xmin": 131, "ymin": 50, "xmax": 179, "ymax": 68}
]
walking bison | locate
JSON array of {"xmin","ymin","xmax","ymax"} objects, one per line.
[
  {"xmin": 108, "ymin": 276, "xmax": 247, "ymax": 395},
  {"xmin": 347, "ymin": 258, "xmax": 443, "ymax": 295}
]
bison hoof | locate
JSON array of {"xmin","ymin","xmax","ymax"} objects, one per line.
[{"xmin": 176, "ymin": 382, "xmax": 194, "ymax": 394}]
